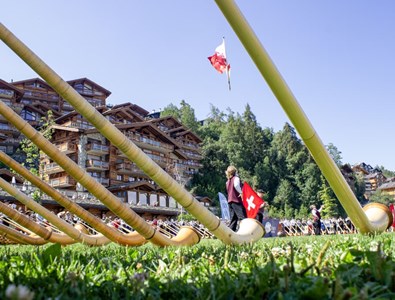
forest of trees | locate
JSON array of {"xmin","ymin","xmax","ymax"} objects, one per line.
[{"xmin": 162, "ymin": 100, "xmax": 395, "ymax": 219}]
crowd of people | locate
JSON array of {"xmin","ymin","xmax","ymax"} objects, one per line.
[
  {"xmin": 278, "ymin": 216, "xmax": 357, "ymax": 236},
  {"xmin": 0, "ymin": 166, "xmax": 391, "ymax": 241}
]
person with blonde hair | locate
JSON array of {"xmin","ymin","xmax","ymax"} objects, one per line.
[{"xmin": 225, "ymin": 165, "xmax": 246, "ymax": 231}]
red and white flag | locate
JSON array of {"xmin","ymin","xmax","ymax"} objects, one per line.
[
  {"xmin": 208, "ymin": 38, "xmax": 231, "ymax": 90},
  {"xmin": 242, "ymin": 182, "xmax": 265, "ymax": 219}
]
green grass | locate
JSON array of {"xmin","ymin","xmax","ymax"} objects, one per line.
[{"xmin": 1, "ymin": 233, "xmax": 395, "ymax": 299}]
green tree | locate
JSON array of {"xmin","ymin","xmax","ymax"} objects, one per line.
[
  {"xmin": 161, "ymin": 100, "xmax": 200, "ymax": 134},
  {"xmin": 377, "ymin": 165, "xmax": 395, "ymax": 178},
  {"xmin": 272, "ymin": 179, "xmax": 298, "ymax": 218},
  {"xmin": 318, "ymin": 176, "xmax": 338, "ymax": 218},
  {"xmin": 18, "ymin": 111, "xmax": 54, "ymax": 176},
  {"xmin": 369, "ymin": 190, "xmax": 393, "ymax": 205},
  {"xmin": 161, "ymin": 103, "xmax": 181, "ymax": 120},
  {"xmin": 189, "ymin": 105, "xmax": 228, "ymax": 202},
  {"xmin": 16, "ymin": 111, "xmax": 54, "ymax": 202},
  {"xmin": 326, "ymin": 143, "xmax": 343, "ymax": 167},
  {"xmin": 179, "ymin": 100, "xmax": 199, "ymax": 133}
]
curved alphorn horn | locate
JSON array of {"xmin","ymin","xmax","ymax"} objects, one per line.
[
  {"xmin": 0, "ymin": 177, "xmax": 111, "ymax": 245},
  {"xmin": 0, "ymin": 151, "xmax": 147, "ymax": 246}
]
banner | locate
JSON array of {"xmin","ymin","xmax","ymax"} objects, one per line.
[
  {"xmin": 218, "ymin": 192, "xmax": 230, "ymax": 221},
  {"xmin": 262, "ymin": 217, "xmax": 280, "ymax": 238}
]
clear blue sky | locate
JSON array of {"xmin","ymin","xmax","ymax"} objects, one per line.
[{"xmin": 1, "ymin": 1, "xmax": 395, "ymax": 171}]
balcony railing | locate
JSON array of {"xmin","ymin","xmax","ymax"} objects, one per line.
[
  {"xmin": 92, "ymin": 177, "xmax": 110, "ymax": 186},
  {"xmin": 43, "ymin": 163, "xmax": 64, "ymax": 174},
  {"xmin": 48, "ymin": 176, "xmax": 76, "ymax": 188},
  {"xmin": 86, "ymin": 159, "xmax": 109, "ymax": 170},
  {"xmin": 115, "ymin": 162, "xmax": 145, "ymax": 175},
  {"xmin": 86, "ymin": 143, "xmax": 109, "ymax": 155},
  {"xmin": 125, "ymin": 132, "xmax": 173, "ymax": 152},
  {"xmin": 56, "ymin": 142, "xmax": 77, "ymax": 154}
]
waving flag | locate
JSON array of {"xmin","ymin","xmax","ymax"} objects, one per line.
[
  {"xmin": 242, "ymin": 182, "xmax": 264, "ymax": 219},
  {"xmin": 389, "ymin": 203, "xmax": 395, "ymax": 228},
  {"xmin": 208, "ymin": 38, "xmax": 231, "ymax": 90}
]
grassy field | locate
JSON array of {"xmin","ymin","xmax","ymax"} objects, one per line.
[{"xmin": 1, "ymin": 233, "xmax": 395, "ymax": 299}]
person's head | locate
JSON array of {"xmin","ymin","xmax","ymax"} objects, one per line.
[
  {"xmin": 225, "ymin": 165, "xmax": 237, "ymax": 179},
  {"xmin": 256, "ymin": 189, "xmax": 265, "ymax": 198},
  {"xmin": 310, "ymin": 204, "xmax": 316, "ymax": 210}
]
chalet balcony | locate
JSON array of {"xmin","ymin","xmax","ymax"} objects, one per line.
[
  {"xmin": 86, "ymin": 159, "xmax": 109, "ymax": 171},
  {"xmin": 125, "ymin": 133, "xmax": 174, "ymax": 154},
  {"xmin": 93, "ymin": 177, "xmax": 109, "ymax": 186},
  {"xmin": 0, "ymin": 89, "xmax": 13, "ymax": 98},
  {"xmin": 23, "ymin": 90, "xmax": 59, "ymax": 102},
  {"xmin": 180, "ymin": 141, "xmax": 200, "ymax": 150},
  {"xmin": 47, "ymin": 176, "xmax": 76, "ymax": 188},
  {"xmin": 44, "ymin": 162, "xmax": 64, "ymax": 174},
  {"xmin": 115, "ymin": 162, "xmax": 145, "ymax": 176},
  {"xmin": 148, "ymin": 156, "xmax": 168, "ymax": 168},
  {"xmin": 86, "ymin": 143, "xmax": 109, "ymax": 155},
  {"xmin": 56, "ymin": 142, "xmax": 77, "ymax": 154},
  {"xmin": 69, "ymin": 121, "xmax": 94, "ymax": 130},
  {"xmin": 61, "ymin": 102, "xmax": 74, "ymax": 110},
  {"xmin": 0, "ymin": 123, "xmax": 20, "ymax": 137},
  {"xmin": 180, "ymin": 149, "xmax": 203, "ymax": 160}
]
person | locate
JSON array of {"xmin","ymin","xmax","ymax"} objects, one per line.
[
  {"xmin": 225, "ymin": 165, "xmax": 246, "ymax": 231},
  {"xmin": 310, "ymin": 204, "xmax": 323, "ymax": 235},
  {"xmin": 255, "ymin": 189, "xmax": 268, "ymax": 223}
]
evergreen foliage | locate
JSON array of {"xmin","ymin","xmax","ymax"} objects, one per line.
[{"xmin": 161, "ymin": 100, "xmax": 373, "ymax": 219}]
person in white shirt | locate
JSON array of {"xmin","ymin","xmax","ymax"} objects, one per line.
[{"xmin": 310, "ymin": 204, "xmax": 324, "ymax": 235}]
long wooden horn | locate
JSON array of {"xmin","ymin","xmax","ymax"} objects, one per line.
[
  {"xmin": 214, "ymin": 0, "xmax": 391, "ymax": 233},
  {"xmin": 0, "ymin": 22, "xmax": 264, "ymax": 244},
  {"xmin": 0, "ymin": 151, "xmax": 147, "ymax": 246},
  {"xmin": 0, "ymin": 222, "xmax": 46, "ymax": 245},
  {"xmin": 0, "ymin": 200, "xmax": 80, "ymax": 244},
  {"xmin": 0, "ymin": 177, "xmax": 112, "ymax": 245}
]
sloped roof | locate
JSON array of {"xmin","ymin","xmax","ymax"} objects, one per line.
[
  {"xmin": 0, "ymin": 169, "xmax": 23, "ymax": 184},
  {"xmin": 12, "ymin": 77, "xmax": 54, "ymax": 91},
  {"xmin": 67, "ymin": 78, "xmax": 111, "ymax": 97},
  {"xmin": 0, "ymin": 79, "xmax": 24, "ymax": 101},
  {"xmin": 378, "ymin": 181, "xmax": 395, "ymax": 190},
  {"xmin": 111, "ymin": 102, "xmax": 149, "ymax": 117}
]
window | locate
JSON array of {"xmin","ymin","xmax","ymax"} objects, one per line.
[
  {"xmin": 21, "ymin": 109, "xmax": 36, "ymax": 121},
  {"xmin": 127, "ymin": 191, "xmax": 137, "ymax": 205},
  {"xmin": 139, "ymin": 193, "xmax": 147, "ymax": 206},
  {"xmin": 159, "ymin": 195, "xmax": 167, "ymax": 207},
  {"xmin": 169, "ymin": 197, "xmax": 176, "ymax": 208}
]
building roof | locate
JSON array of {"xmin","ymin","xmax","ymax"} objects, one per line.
[
  {"xmin": 0, "ymin": 79, "xmax": 24, "ymax": 101},
  {"xmin": 0, "ymin": 169, "xmax": 23, "ymax": 184},
  {"xmin": 67, "ymin": 78, "xmax": 111, "ymax": 97},
  {"xmin": 378, "ymin": 181, "xmax": 395, "ymax": 190},
  {"xmin": 11, "ymin": 77, "xmax": 54, "ymax": 91}
]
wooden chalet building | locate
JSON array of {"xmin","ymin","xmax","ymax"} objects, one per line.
[
  {"xmin": 0, "ymin": 77, "xmax": 204, "ymax": 220},
  {"xmin": 352, "ymin": 162, "xmax": 386, "ymax": 199},
  {"xmin": 377, "ymin": 178, "xmax": 395, "ymax": 201}
]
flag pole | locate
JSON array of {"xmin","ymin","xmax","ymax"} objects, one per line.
[{"xmin": 223, "ymin": 36, "xmax": 231, "ymax": 90}]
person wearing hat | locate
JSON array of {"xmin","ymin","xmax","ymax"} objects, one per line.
[{"xmin": 225, "ymin": 165, "xmax": 246, "ymax": 231}]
